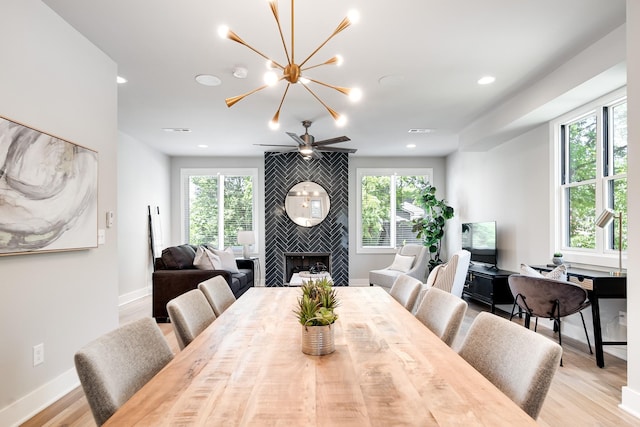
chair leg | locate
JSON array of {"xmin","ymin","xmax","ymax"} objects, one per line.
[{"xmin": 579, "ymin": 311, "xmax": 594, "ymax": 354}]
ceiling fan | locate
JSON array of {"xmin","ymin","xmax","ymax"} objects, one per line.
[{"xmin": 255, "ymin": 120, "xmax": 357, "ymax": 159}]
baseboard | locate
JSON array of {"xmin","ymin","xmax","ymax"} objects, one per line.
[
  {"xmin": 118, "ymin": 286, "xmax": 151, "ymax": 306},
  {"xmin": 0, "ymin": 368, "xmax": 79, "ymax": 427},
  {"xmin": 621, "ymin": 386, "xmax": 640, "ymax": 420}
]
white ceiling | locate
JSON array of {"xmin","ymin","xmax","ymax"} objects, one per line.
[{"xmin": 42, "ymin": 0, "xmax": 626, "ymax": 157}]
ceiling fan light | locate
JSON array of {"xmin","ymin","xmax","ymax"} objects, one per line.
[{"xmin": 300, "ymin": 146, "xmax": 314, "ymax": 155}]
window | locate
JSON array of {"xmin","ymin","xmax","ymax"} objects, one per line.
[
  {"xmin": 181, "ymin": 168, "xmax": 258, "ymax": 251},
  {"xmin": 554, "ymin": 90, "xmax": 626, "ymax": 264},
  {"xmin": 357, "ymin": 168, "xmax": 433, "ymax": 253}
]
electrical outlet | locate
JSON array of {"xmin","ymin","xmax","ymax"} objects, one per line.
[
  {"xmin": 33, "ymin": 343, "xmax": 44, "ymax": 366},
  {"xmin": 619, "ymin": 311, "xmax": 627, "ymax": 326}
]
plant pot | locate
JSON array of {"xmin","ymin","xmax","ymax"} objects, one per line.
[
  {"xmin": 552, "ymin": 256, "xmax": 563, "ymax": 265},
  {"xmin": 301, "ymin": 324, "xmax": 335, "ymax": 355}
]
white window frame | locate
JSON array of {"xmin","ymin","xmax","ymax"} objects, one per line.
[
  {"xmin": 180, "ymin": 168, "xmax": 259, "ymax": 253},
  {"xmin": 551, "ymin": 87, "xmax": 626, "ymax": 268},
  {"xmin": 356, "ymin": 167, "xmax": 433, "ymax": 254}
]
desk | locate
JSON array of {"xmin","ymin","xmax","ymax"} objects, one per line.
[
  {"xmin": 532, "ymin": 265, "xmax": 627, "ymax": 368},
  {"xmin": 104, "ymin": 287, "xmax": 535, "ymax": 426}
]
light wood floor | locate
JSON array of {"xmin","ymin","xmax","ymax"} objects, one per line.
[{"xmin": 21, "ymin": 294, "xmax": 639, "ymax": 427}]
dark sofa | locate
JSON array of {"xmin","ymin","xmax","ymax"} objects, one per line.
[{"xmin": 152, "ymin": 244, "xmax": 254, "ymax": 322}]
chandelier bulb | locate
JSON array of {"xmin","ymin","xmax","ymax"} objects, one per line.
[
  {"xmin": 217, "ymin": 25, "xmax": 229, "ymax": 39},
  {"xmin": 349, "ymin": 88, "xmax": 363, "ymax": 102},
  {"xmin": 335, "ymin": 55, "xmax": 344, "ymax": 66},
  {"xmin": 264, "ymin": 71, "xmax": 279, "ymax": 86},
  {"xmin": 335, "ymin": 115, "xmax": 347, "ymax": 127},
  {"xmin": 269, "ymin": 120, "xmax": 280, "ymax": 130},
  {"xmin": 347, "ymin": 10, "xmax": 360, "ymax": 25}
]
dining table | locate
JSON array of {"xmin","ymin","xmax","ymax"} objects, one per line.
[{"xmin": 104, "ymin": 286, "xmax": 537, "ymax": 426}]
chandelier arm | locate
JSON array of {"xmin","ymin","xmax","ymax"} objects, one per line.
[
  {"xmin": 305, "ymin": 78, "xmax": 350, "ymax": 96},
  {"xmin": 227, "ymin": 29, "xmax": 285, "ymax": 69},
  {"xmin": 269, "ymin": 0, "xmax": 291, "ymax": 65},
  {"xmin": 299, "ymin": 17, "xmax": 351, "ymax": 68},
  {"xmin": 301, "ymin": 84, "xmax": 341, "ymax": 122},
  {"xmin": 290, "ymin": 0, "xmax": 295, "ymax": 65},
  {"xmin": 225, "ymin": 84, "xmax": 269, "ymax": 108}
]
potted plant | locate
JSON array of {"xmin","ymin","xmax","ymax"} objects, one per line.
[
  {"xmin": 293, "ymin": 278, "xmax": 339, "ymax": 355},
  {"xmin": 552, "ymin": 252, "xmax": 564, "ymax": 265},
  {"xmin": 411, "ymin": 183, "xmax": 455, "ymax": 270}
]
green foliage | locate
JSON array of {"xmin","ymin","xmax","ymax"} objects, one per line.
[
  {"xmin": 293, "ymin": 278, "xmax": 339, "ymax": 326},
  {"xmin": 411, "ymin": 183, "xmax": 454, "ymax": 269},
  {"xmin": 553, "ymin": 252, "xmax": 563, "ymax": 257}
]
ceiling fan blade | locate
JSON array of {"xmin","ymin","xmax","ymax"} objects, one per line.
[
  {"xmin": 317, "ymin": 146, "xmax": 357, "ymax": 153},
  {"xmin": 309, "ymin": 150, "xmax": 323, "ymax": 159},
  {"xmin": 254, "ymin": 143, "xmax": 297, "ymax": 147},
  {"xmin": 313, "ymin": 136, "xmax": 350, "ymax": 146},
  {"xmin": 269, "ymin": 148, "xmax": 298, "ymax": 156},
  {"xmin": 286, "ymin": 132, "xmax": 307, "ymax": 146}
]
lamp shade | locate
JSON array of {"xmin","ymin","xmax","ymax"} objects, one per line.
[
  {"xmin": 237, "ymin": 230, "xmax": 255, "ymax": 245},
  {"xmin": 595, "ymin": 208, "xmax": 616, "ymax": 228}
]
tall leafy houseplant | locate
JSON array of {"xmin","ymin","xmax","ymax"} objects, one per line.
[{"xmin": 411, "ymin": 184, "xmax": 454, "ymax": 269}]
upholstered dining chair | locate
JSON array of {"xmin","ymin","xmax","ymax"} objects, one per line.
[
  {"xmin": 389, "ymin": 273, "xmax": 422, "ymax": 310},
  {"xmin": 458, "ymin": 312, "xmax": 562, "ymax": 419},
  {"xmin": 74, "ymin": 317, "xmax": 174, "ymax": 426},
  {"xmin": 508, "ymin": 274, "xmax": 593, "ymax": 364},
  {"xmin": 198, "ymin": 275, "xmax": 237, "ymax": 317},
  {"xmin": 414, "ymin": 287, "xmax": 468, "ymax": 346},
  {"xmin": 167, "ymin": 289, "xmax": 216, "ymax": 350}
]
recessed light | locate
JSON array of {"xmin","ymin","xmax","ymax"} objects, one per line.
[
  {"xmin": 116, "ymin": 76, "xmax": 127, "ymax": 84},
  {"xmin": 477, "ymin": 76, "xmax": 496, "ymax": 85},
  {"xmin": 408, "ymin": 128, "xmax": 432, "ymax": 134},
  {"xmin": 197, "ymin": 144, "xmax": 209, "ymax": 148},
  {"xmin": 195, "ymin": 74, "xmax": 221, "ymax": 86},
  {"xmin": 406, "ymin": 144, "xmax": 416, "ymax": 149},
  {"xmin": 162, "ymin": 128, "xmax": 192, "ymax": 133}
]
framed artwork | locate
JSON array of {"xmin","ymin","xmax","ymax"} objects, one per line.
[{"xmin": 0, "ymin": 116, "xmax": 98, "ymax": 256}]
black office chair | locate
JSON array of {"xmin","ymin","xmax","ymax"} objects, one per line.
[{"xmin": 508, "ymin": 274, "xmax": 593, "ymax": 365}]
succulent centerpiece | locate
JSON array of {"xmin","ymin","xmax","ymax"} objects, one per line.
[{"xmin": 293, "ymin": 278, "xmax": 339, "ymax": 355}]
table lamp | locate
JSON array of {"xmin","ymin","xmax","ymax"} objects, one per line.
[
  {"xmin": 237, "ymin": 230, "xmax": 255, "ymax": 259},
  {"xmin": 595, "ymin": 208, "xmax": 623, "ymax": 276}
]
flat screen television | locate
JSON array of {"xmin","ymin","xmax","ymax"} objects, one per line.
[{"xmin": 461, "ymin": 221, "xmax": 497, "ymax": 267}]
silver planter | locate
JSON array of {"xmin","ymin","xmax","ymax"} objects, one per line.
[{"xmin": 301, "ymin": 324, "xmax": 335, "ymax": 355}]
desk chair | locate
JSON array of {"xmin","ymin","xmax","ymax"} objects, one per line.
[
  {"xmin": 74, "ymin": 317, "xmax": 174, "ymax": 425},
  {"xmin": 508, "ymin": 274, "xmax": 593, "ymax": 364},
  {"xmin": 167, "ymin": 289, "xmax": 216, "ymax": 350},
  {"xmin": 458, "ymin": 312, "xmax": 562, "ymax": 419},
  {"xmin": 198, "ymin": 275, "xmax": 237, "ymax": 317}
]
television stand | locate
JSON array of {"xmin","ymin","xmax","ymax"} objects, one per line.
[{"xmin": 463, "ymin": 265, "xmax": 516, "ymax": 313}]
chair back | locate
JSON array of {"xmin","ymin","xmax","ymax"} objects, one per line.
[
  {"xmin": 389, "ymin": 274, "xmax": 422, "ymax": 310},
  {"xmin": 198, "ymin": 275, "xmax": 237, "ymax": 317},
  {"xmin": 458, "ymin": 312, "xmax": 562, "ymax": 419},
  {"xmin": 449, "ymin": 249, "xmax": 471, "ymax": 298},
  {"xmin": 74, "ymin": 317, "xmax": 173, "ymax": 425},
  {"xmin": 414, "ymin": 287, "xmax": 468, "ymax": 346},
  {"xmin": 399, "ymin": 244, "xmax": 430, "ymax": 282},
  {"xmin": 508, "ymin": 274, "xmax": 590, "ymax": 318},
  {"xmin": 167, "ymin": 289, "xmax": 216, "ymax": 350}
]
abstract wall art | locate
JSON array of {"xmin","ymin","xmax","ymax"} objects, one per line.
[{"xmin": 0, "ymin": 116, "xmax": 98, "ymax": 255}]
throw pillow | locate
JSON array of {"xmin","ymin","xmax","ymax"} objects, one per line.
[
  {"xmin": 213, "ymin": 247, "xmax": 240, "ymax": 273},
  {"xmin": 388, "ymin": 254, "xmax": 415, "ymax": 273},
  {"xmin": 520, "ymin": 263, "xmax": 567, "ymax": 281},
  {"xmin": 194, "ymin": 246, "xmax": 221, "ymax": 270}
]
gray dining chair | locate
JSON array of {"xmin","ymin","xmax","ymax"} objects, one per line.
[
  {"xmin": 198, "ymin": 275, "xmax": 237, "ymax": 317},
  {"xmin": 74, "ymin": 317, "xmax": 174, "ymax": 426},
  {"xmin": 414, "ymin": 287, "xmax": 468, "ymax": 346},
  {"xmin": 389, "ymin": 273, "xmax": 422, "ymax": 310},
  {"xmin": 508, "ymin": 274, "xmax": 593, "ymax": 364},
  {"xmin": 167, "ymin": 289, "xmax": 216, "ymax": 350},
  {"xmin": 458, "ymin": 312, "xmax": 562, "ymax": 419}
]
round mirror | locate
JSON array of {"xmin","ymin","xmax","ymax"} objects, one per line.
[{"xmin": 285, "ymin": 181, "xmax": 330, "ymax": 227}]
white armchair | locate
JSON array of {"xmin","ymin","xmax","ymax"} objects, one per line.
[{"xmin": 369, "ymin": 244, "xmax": 429, "ymax": 292}]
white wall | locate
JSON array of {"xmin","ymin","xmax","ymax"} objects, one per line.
[
  {"xmin": 621, "ymin": 0, "xmax": 640, "ymax": 418},
  {"xmin": 349, "ymin": 156, "xmax": 447, "ymax": 283},
  {"xmin": 117, "ymin": 132, "xmax": 170, "ymax": 304},
  {"xmin": 0, "ymin": 1, "xmax": 118, "ymax": 425}
]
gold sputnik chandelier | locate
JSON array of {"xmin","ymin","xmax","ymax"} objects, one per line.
[{"xmin": 218, "ymin": 0, "xmax": 362, "ymax": 129}]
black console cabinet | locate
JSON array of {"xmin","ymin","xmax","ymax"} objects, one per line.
[{"xmin": 463, "ymin": 265, "xmax": 516, "ymax": 313}]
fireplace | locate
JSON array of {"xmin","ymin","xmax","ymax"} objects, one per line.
[{"xmin": 284, "ymin": 252, "xmax": 331, "ymax": 283}]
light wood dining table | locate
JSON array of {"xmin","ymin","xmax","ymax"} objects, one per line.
[{"xmin": 104, "ymin": 287, "xmax": 537, "ymax": 426}]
